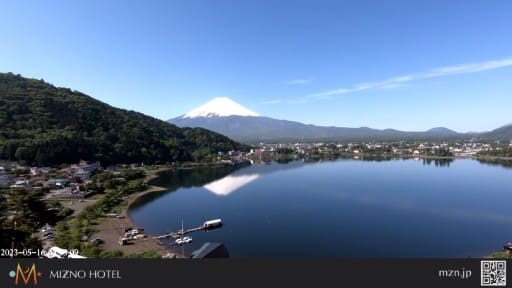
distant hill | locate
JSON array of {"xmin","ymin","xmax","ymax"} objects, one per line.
[
  {"xmin": 169, "ymin": 98, "xmax": 465, "ymax": 143},
  {"xmin": 426, "ymin": 127, "xmax": 459, "ymax": 136},
  {"xmin": 482, "ymin": 124, "xmax": 512, "ymax": 140},
  {"xmin": 0, "ymin": 73, "xmax": 248, "ymax": 166},
  {"xmin": 171, "ymin": 115, "xmax": 464, "ymax": 143}
]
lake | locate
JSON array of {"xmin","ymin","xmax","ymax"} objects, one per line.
[{"xmin": 128, "ymin": 158, "xmax": 512, "ymax": 258}]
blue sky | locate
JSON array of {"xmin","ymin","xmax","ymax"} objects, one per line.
[{"xmin": 1, "ymin": 0, "xmax": 512, "ymax": 132}]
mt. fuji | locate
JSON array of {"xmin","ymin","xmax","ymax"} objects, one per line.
[
  {"xmin": 168, "ymin": 97, "xmax": 463, "ymax": 143},
  {"xmin": 182, "ymin": 97, "xmax": 259, "ymax": 118}
]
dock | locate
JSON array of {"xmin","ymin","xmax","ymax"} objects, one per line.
[
  {"xmin": 153, "ymin": 226, "xmax": 205, "ymax": 240},
  {"xmin": 153, "ymin": 219, "xmax": 223, "ymax": 240}
]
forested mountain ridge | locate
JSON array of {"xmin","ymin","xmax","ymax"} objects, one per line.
[{"xmin": 0, "ymin": 72, "xmax": 248, "ymax": 166}]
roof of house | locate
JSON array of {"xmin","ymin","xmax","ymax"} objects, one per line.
[{"xmin": 191, "ymin": 243, "xmax": 230, "ymax": 259}]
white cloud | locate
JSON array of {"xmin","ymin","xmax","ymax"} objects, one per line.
[
  {"xmin": 308, "ymin": 57, "xmax": 512, "ymax": 99},
  {"xmin": 378, "ymin": 83, "xmax": 407, "ymax": 90},
  {"xmin": 286, "ymin": 78, "xmax": 313, "ymax": 85}
]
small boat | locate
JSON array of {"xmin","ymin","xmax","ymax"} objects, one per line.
[
  {"xmin": 203, "ymin": 219, "xmax": 222, "ymax": 229},
  {"xmin": 175, "ymin": 236, "xmax": 193, "ymax": 245},
  {"xmin": 174, "ymin": 219, "xmax": 192, "ymax": 245}
]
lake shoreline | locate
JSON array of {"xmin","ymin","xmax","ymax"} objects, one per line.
[
  {"xmin": 97, "ymin": 163, "xmax": 235, "ymax": 258},
  {"xmin": 93, "ymin": 167, "xmax": 175, "ymax": 257},
  {"xmin": 343, "ymin": 154, "xmax": 512, "ymax": 161},
  {"xmin": 128, "ymin": 158, "xmax": 512, "ymax": 258},
  {"xmin": 98, "ymin": 158, "xmax": 512, "ymax": 258}
]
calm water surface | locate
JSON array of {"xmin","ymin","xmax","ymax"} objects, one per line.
[{"xmin": 129, "ymin": 159, "xmax": 512, "ymax": 257}]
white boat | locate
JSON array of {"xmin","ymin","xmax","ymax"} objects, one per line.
[
  {"xmin": 203, "ymin": 218, "xmax": 222, "ymax": 229},
  {"xmin": 175, "ymin": 236, "xmax": 193, "ymax": 245},
  {"xmin": 174, "ymin": 219, "xmax": 192, "ymax": 245}
]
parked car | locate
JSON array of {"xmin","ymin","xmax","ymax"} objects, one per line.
[
  {"xmin": 90, "ymin": 238, "xmax": 105, "ymax": 244},
  {"xmin": 43, "ymin": 234, "xmax": 55, "ymax": 240}
]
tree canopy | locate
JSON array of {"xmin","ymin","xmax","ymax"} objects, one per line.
[{"xmin": 0, "ymin": 72, "xmax": 249, "ymax": 166}]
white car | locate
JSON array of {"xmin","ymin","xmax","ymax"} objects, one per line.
[{"xmin": 125, "ymin": 229, "xmax": 140, "ymax": 236}]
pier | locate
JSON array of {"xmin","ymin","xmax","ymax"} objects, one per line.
[
  {"xmin": 153, "ymin": 226, "xmax": 205, "ymax": 240},
  {"xmin": 153, "ymin": 219, "xmax": 223, "ymax": 240}
]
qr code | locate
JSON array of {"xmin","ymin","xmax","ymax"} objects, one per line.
[{"xmin": 481, "ymin": 260, "xmax": 506, "ymax": 286}]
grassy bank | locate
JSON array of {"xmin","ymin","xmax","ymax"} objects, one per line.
[
  {"xmin": 54, "ymin": 177, "xmax": 149, "ymax": 258},
  {"xmin": 51, "ymin": 166, "xmax": 179, "ymax": 258},
  {"xmin": 53, "ymin": 163, "xmax": 233, "ymax": 258}
]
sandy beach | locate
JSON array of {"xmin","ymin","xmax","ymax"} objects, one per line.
[{"xmin": 91, "ymin": 168, "xmax": 184, "ymax": 258}]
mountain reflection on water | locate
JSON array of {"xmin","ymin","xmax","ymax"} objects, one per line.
[
  {"xmin": 132, "ymin": 157, "xmax": 510, "ymax": 208},
  {"xmin": 129, "ymin": 158, "xmax": 512, "ymax": 257}
]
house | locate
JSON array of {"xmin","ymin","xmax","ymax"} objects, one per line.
[
  {"xmin": 45, "ymin": 178, "xmax": 70, "ymax": 188},
  {"xmin": 75, "ymin": 169, "xmax": 92, "ymax": 181},
  {"xmin": 191, "ymin": 243, "xmax": 230, "ymax": 259},
  {"xmin": 30, "ymin": 166, "xmax": 52, "ymax": 176},
  {"xmin": 40, "ymin": 167, "xmax": 52, "ymax": 174},
  {"xmin": 261, "ymin": 149, "xmax": 273, "ymax": 158},
  {"xmin": 30, "ymin": 167, "xmax": 39, "ymax": 175},
  {"xmin": 231, "ymin": 152, "xmax": 242, "ymax": 162},
  {"xmin": 78, "ymin": 162, "xmax": 100, "ymax": 173},
  {"xmin": 10, "ymin": 179, "xmax": 31, "ymax": 188},
  {"xmin": 82, "ymin": 161, "xmax": 100, "ymax": 171},
  {"xmin": 74, "ymin": 161, "xmax": 100, "ymax": 181}
]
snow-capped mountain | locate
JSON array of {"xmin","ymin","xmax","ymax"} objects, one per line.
[
  {"xmin": 182, "ymin": 97, "xmax": 259, "ymax": 118},
  {"xmin": 169, "ymin": 97, "xmax": 463, "ymax": 143}
]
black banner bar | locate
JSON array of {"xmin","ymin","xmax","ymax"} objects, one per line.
[{"xmin": 0, "ymin": 258, "xmax": 507, "ymax": 288}]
